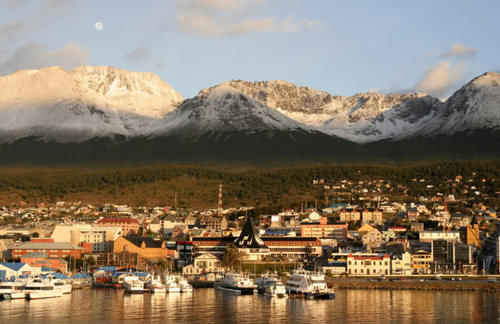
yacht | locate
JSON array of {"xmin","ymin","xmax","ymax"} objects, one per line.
[
  {"xmin": 123, "ymin": 275, "xmax": 145, "ymax": 294},
  {"xmin": 0, "ymin": 278, "xmax": 27, "ymax": 300},
  {"xmin": 285, "ymin": 270, "xmax": 335, "ymax": 299},
  {"xmin": 255, "ymin": 275, "xmax": 287, "ymax": 298},
  {"xmin": 179, "ymin": 276, "xmax": 193, "ymax": 293},
  {"xmin": 146, "ymin": 276, "xmax": 166, "ymax": 294},
  {"xmin": 165, "ymin": 274, "xmax": 181, "ymax": 293},
  {"xmin": 24, "ymin": 276, "xmax": 63, "ymax": 300},
  {"xmin": 215, "ymin": 273, "xmax": 256, "ymax": 295}
]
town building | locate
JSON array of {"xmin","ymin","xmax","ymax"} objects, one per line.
[
  {"xmin": 391, "ymin": 251, "xmax": 412, "ymax": 275},
  {"xmin": 0, "ymin": 262, "xmax": 33, "ymax": 280},
  {"xmin": 113, "ymin": 236, "xmax": 177, "ymax": 262},
  {"xmin": 10, "ymin": 240, "xmax": 86, "ymax": 259},
  {"xmin": 300, "ymin": 217, "xmax": 348, "ymax": 240},
  {"xmin": 182, "ymin": 254, "xmax": 222, "ymax": 275},
  {"xmin": 411, "ymin": 249, "xmax": 433, "ymax": 274},
  {"xmin": 347, "ymin": 253, "xmax": 391, "ymax": 276},
  {"xmin": 20, "ymin": 252, "xmax": 68, "ymax": 274},
  {"xmin": 96, "ymin": 217, "xmax": 139, "ymax": 235},
  {"xmin": 51, "ymin": 224, "xmax": 122, "ymax": 253},
  {"xmin": 419, "ymin": 231, "xmax": 461, "ymax": 243}
]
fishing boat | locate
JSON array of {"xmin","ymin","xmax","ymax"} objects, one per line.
[
  {"xmin": 146, "ymin": 276, "xmax": 166, "ymax": 294},
  {"xmin": 165, "ymin": 274, "xmax": 181, "ymax": 293},
  {"xmin": 285, "ymin": 270, "xmax": 335, "ymax": 299},
  {"xmin": 215, "ymin": 272, "xmax": 256, "ymax": 295},
  {"xmin": 179, "ymin": 276, "xmax": 193, "ymax": 293},
  {"xmin": 255, "ymin": 275, "xmax": 287, "ymax": 298},
  {"xmin": 123, "ymin": 275, "xmax": 145, "ymax": 294}
]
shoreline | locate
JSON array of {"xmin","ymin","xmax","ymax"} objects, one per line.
[{"xmin": 327, "ymin": 278, "xmax": 500, "ymax": 292}]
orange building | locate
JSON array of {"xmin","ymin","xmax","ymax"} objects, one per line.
[
  {"xmin": 301, "ymin": 217, "xmax": 348, "ymax": 240},
  {"xmin": 97, "ymin": 217, "xmax": 139, "ymax": 235},
  {"xmin": 113, "ymin": 236, "xmax": 176, "ymax": 261}
]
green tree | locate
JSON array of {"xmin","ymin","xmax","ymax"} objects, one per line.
[{"xmin": 222, "ymin": 244, "xmax": 242, "ymax": 270}]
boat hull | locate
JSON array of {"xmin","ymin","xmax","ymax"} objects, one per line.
[{"xmin": 216, "ymin": 283, "xmax": 254, "ymax": 295}]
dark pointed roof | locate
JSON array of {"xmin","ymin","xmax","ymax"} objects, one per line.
[
  {"xmin": 470, "ymin": 215, "xmax": 478, "ymax": 225},
  {"xmin": 233, "ymin": 216, "xmax": 268, "ymax": 249}
]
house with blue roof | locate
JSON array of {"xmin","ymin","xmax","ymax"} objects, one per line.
[{"xmin": 0, "ymin": 262, "xmax": 33, "ymax": 280}]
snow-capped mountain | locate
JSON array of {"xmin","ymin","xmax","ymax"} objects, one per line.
[
  {"xmin": 148, "ymin": 83, "xmax": 311, "ymax": 138},
  {"xmin": 224, "ymin": 80, "xmax": 444, "ymax": 143},
  {"xmin": 0, "ymin": 66, "xmax": 183, "ymax": 143},
  {"xmin": 417, "ymin": 72, "xmax": 500, "ymax": 136}
]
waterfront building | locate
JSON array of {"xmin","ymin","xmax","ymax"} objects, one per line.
[
  {"xmin": 411, "ymin": 249, "xmax": 433, "ymax": 274},
  {"xmin": 96, "ymin": 217, "xmax": 139, "ymax": 235},
  {"xmin": 0, "ymin": 262, "xmax": 33, "ymax": 280},
  {"xmin": 339, "ymin": 209, "xmax": 361, "ymax": 222},
  {"xmin": 11, "ymin": 240, "xmax": 85, "ymax": 259},
  {"xmin": 391, "ymin": 251, "xmax": 412, "ymax": 275},
  {"xmin": 20, "ymin": 252, "xmax": 68, "ymax": 274},
  {"xmin": 182, "ymin": 254, "xmax": 222, "ymax": 275},
  {"xmin": 347, "ymin": 253, "xmax": 391, "ymax": 276}
]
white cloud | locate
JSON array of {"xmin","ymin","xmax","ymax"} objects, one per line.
[
  {"xmin": 174, "ymin": 0, "xmax": 321, "ymax": 36},
  {"xmin": 126, "ymin": 47, "xmax": 151, "ymax": 61},
  {"xmin": 0, "ymin": 42, "xmax": 88, "ymax": 75},
  {"xmin": 414, "ymin": 61, "xmax": 464, "ymax": 99},
  {"xmin": 0, "ymin": 0, "xmax": 76, "ymax": 45},
  {"xmin": 442, "ymin": 43, "xmax": 478, "ymax": 58}
]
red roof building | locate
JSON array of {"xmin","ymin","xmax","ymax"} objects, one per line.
[{"xmin": 96, "ymin": 217, "xmax": 139, "ymax": 235}]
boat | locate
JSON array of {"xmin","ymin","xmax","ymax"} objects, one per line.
[
  {"xmin": 255, "ymin": 275, "xmax": 287, "ymax": 298},
  {"xmin": 146, "ymin": 276, "xmax": 166, "ymax": 294},
  {"xmin": 53, "ymin": 279, "xmax": 72, "ymax": 294},
  {"xmin": 0, "ymin": 278, "xmax": 27, "ymax": 300},
  {"xmin": 24, "ymin": 276, "xmax": 63, "ymax": 300},
  {"xmin": 123, "ymin": 275, "xmax": 145, "ymax": 294},
  {"xmin": 215, "ymin": 272, "xmax": 256, "ymax": 295},
  {"xmin": 165, "ymin": 274, "xmax": 181, "ymax": 293},
  {"xmin": 285, "ymin": 270, "xmax": 335, "ymax": 299},
  {"xmin": 92, "ymin": 266, "xmax": 115, "ymax": 288},
  {"xmin": 179, "ymin": 276, "xmax": 193, "ymax": 293}
]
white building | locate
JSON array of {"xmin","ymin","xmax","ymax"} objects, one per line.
[
  {"xmin": 51, "ymin": 224, "xmax": 122, "ymax": 253},
  {"xmin": 182, "ymin": 254, "xmax": 222, "ymax": 275},
  {"xmin": 419, "ymin": 231, "xmax": 460, "ymax": 243},
  {"xmin": 0, "ymin": 262, "xmax": 33, "ymax": 280},
  {"xmin": 347, "ymin": 253, "xmax": 391, "ymax": 276},
  {"xmin": 391, "ymin": 252, "xmax": 413, "ymax": 275}
]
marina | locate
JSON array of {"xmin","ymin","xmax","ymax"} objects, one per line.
[{"xmin": 1, "ymin": 287, "xmax": 500, "ymax": 323}]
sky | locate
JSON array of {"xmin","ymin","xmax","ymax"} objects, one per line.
[{"xmin": 0, "ymin": 0, "xmax": 499, "ymax": 100}]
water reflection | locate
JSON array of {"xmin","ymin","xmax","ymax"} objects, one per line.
[{"xmin": 0, "ymin": 289, "xmax": 498, "ymax": 323}]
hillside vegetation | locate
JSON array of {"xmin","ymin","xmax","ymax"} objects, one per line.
[{"xmin": 0, "ymin": 161, "xmax": 498, "ymax": 211}]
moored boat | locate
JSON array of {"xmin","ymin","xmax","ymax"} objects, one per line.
[
  {"xmin": 165, "ymin": 274, "xmax": 181, "ymax": 293},
  {"xmin": 255, "ymin": 275, "xmax": 287, "ymax": 298},
  {"xmin": 123, "ymin": 275, "xmax": 145, "ymax": 294},
  {"xmin": 24, "ymin": 276, "xmax": 63, "ymax": 300},
  {"xmin": 215, "ymin": 273, "xmax": 256, "ymax": 295},
  {"xmin": 285, "ymin": 270, "xmax": 335, "ymax": 299},
  {"xmin": 146, "ymin": 276, "xmax": 166, "ymax": 294},
  {"xmin": 179, "ymin": 276, "xmax": 193, "ymax": 293}
]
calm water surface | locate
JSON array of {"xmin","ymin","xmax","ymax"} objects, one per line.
[{"xmin": 0, "ymin": 289, "xmax": 499, "ymax": 323}]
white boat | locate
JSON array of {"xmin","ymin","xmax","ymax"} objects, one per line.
[
  {"xmin": 255, "ymin": 276, "xmax": 287, "ymax": 298},
  {"xmin": 0, "ymin": 278, "xmax": 27, "ymax": 300},
  {"xmin": 51, "ymin": 277, "xmax": 72, "ymax": 294},
  {"xmin": 179, "ymin": 276, "xmax": 193, "ymax": 293},
  {"xmin": 123, "ymin": 275, "xmax": 145, "ymax": 294},
  {"xmin": 24, "ymin": 276, "xmax": 63, "ymax": 300},
  {"xmin": 165, "ymin": 274, "xmax": 181, "ymax": 293},
  {"xmin": 215, "ymin": 273, "xmax": 256, "ymax": 295},
  {"xmin": 285, "ymin": 270, "xmax": 335, "ymax": 299},
  {"xmin": 146, "ymin": 277, "xmax": 166, "ymax": 294}
]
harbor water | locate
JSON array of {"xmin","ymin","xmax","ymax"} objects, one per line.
[{"xmin": 1, "ymin": 288, "xmax": 499, "ymax": 323}]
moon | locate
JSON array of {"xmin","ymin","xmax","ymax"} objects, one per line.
[{"xmin": 95, "ymin": 22, "xmax": 103, "ymax": 31}]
